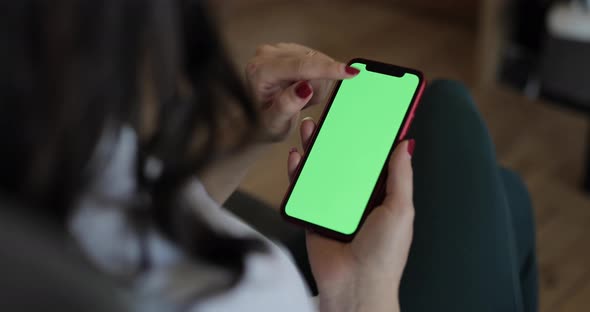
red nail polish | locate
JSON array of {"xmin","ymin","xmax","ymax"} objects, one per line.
[
  {"xmin": 289, "ymin": 147, "xmax": 297, "ymax": 154},
  {"xmin": 295, "ymin": 81, "xmax": 312, "ymax": 99},
  {"xmin": 407, "ymin": 139, "xmax": 416, "ymax": 156},
  {"xmin": 345, "ymin": 66, "xmax": 360, "ymax": 75}
]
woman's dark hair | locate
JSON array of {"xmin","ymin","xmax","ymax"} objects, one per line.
[{"xmin": 0, "ymin": 0, "xmax": 264, "ymax": 298}]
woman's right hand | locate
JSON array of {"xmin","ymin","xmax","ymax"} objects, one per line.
[
  {"xmin": 287, "ymin": 118, "xmax": 415, "ymax": 312},
  {"xmin": 245, "ymin": 43, "xmax": 358, "ymax": 142}
]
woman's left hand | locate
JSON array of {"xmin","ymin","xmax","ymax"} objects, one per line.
[
  {"xmin": 245, "ymin": 43, "xmax": 359, "ymax": 141},
  {"xmin": 287, "ymin": 119, "xmax": 414, "ymax": 312}
]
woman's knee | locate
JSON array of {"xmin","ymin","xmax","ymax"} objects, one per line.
[
  {"xmin": 411, "ymin": 79, "xmax": 489, "ymax": 141},
  {"xmin": 420, "ymin": 79, "xmax": 478, "ymax": 117}
]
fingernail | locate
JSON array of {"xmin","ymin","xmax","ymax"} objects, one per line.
[
  {"xmin": 289, "ymin": 147, "xmax": 297, "ymax": 154},
  {"xmin": 407, "ymin": 139, "xmax": 416, "ymax": 156},
  {"xmin": 345, "ymin": 66, "xmax": 360, "ymax": 75},
  {"xmin": 295, "ymin": 81, "xmax": 312, "ymax": 99},
  {"xmin": 301, "ymin": 116, "xmax": 313, "ymax": 122}
]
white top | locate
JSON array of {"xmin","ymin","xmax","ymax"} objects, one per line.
[{"xmin": 69, "ymin": 126, "xmax": 316, "ymax": 312}]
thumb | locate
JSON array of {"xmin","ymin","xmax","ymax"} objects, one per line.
[
  {"xmin": 383, "ymin": 139, "xmax": 415, "ymax": 211},
  {"xmin": 265, "ymin": 81, "xmax": 313, "ymax": 131}
]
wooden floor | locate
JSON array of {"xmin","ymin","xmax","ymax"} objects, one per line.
[{"xmin": 217, "ymin": 1, "xmax": 590, "ymax": 311}]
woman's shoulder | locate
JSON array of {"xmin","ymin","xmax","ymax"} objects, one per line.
[
  {"xmin": 68, "ymin": 126, "xmax": 315, "ymax": 311},
  {"xmin": 71, "ymin": 179, "xmax": 315, "ymax": 311}
]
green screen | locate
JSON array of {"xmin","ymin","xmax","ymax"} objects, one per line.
[{"xmin": 284, "ymin": 63, "xmax": 419, "ymax": 235}]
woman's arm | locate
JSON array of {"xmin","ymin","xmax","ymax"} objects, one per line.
[
  {"xmin": 319, "ymin": 279, "xmax": 400, "ymax": 312},
  {"xmin": 199, "ymin": 143, "xmax": 270, "ymax": 204}
]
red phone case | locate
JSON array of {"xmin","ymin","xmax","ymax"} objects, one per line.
[{"xmin": 280, "ymin": 58, "xmax": 426, "ymax": 242}]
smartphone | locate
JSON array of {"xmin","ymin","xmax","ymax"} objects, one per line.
[{"xmin": 280, "ymin": 58, "xmax": 425, "ymax": 242}]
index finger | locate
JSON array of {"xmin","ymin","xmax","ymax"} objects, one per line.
[
  {"xmin": 274, "ymin": 43, "xmax": 334, "ymax": 61},
  {"xmin": 256, "ymin": 56, "xmax": 360, "ymax": 82}
]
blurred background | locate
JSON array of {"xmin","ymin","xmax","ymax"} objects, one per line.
[{"xmin": 214, "ymin": 0, "xmax": 590, "ymax": 311}]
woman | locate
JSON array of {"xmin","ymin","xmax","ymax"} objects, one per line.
[{"xmin": 0, "ymin": 1, "xmax": 538, "ymax": 311}]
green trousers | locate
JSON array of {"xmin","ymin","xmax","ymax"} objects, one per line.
[
  {"xmin": 399, "ymin": 80, "xmax": 538, "ymax": 312},
  {"xmin": 228, "ymin": 80, "xmax": 539, "ymax": 312}
]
